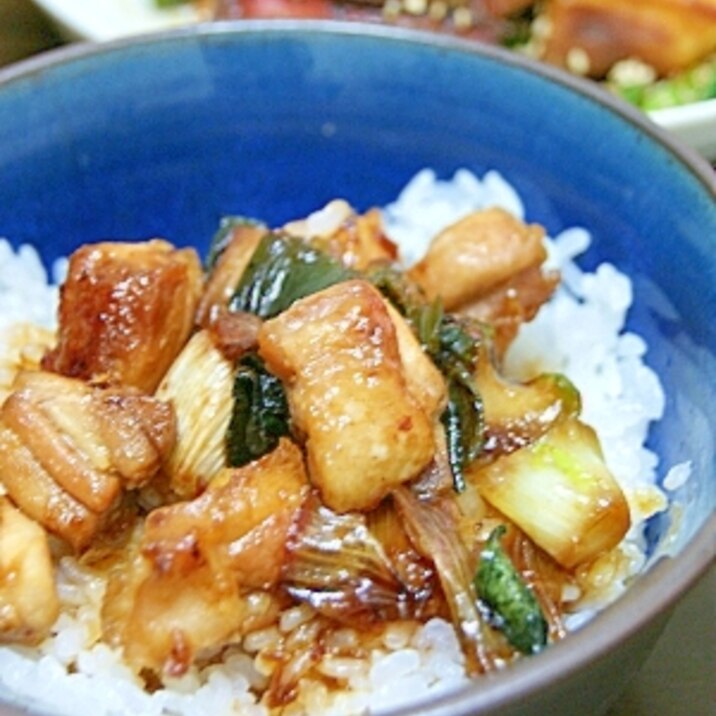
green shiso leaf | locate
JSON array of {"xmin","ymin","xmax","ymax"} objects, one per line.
[
  {"xmin": 475, "ymin": 525, "xmax": 548, "ymax": 655},
  {"xmin": 226, "ymin": 352, "xmax": 291, "ymax": 468},
  {"xmin": 367, "ymin": 265, "xmax": 485, "ymax": 492},
  {"xmin": 229, "ymin": 233, "xmax": 355, "ymax": 319}
]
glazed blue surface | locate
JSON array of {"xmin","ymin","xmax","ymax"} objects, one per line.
[{"xmin": 0, "ymin": 23, "xmax": 714, "ymax": 546}]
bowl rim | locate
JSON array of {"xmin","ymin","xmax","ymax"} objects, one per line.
[
  {"xmin": 0, "ymin": 19, "xmax": 714, "ymax": 191},
  {"xmin": 0, "ymin": 20, "xmax": 714, "ymax": 716},
  {"xmin": 30, "ymin": 0, "xmax": 201, "ymax": 42},
  {"xmin": 22, "ymin": 0, "xmax": 716, "ymax": 162}
]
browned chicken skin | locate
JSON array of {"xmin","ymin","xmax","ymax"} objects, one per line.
[
  {"xmin": 409, "ymin": 208, "xmax": 548, "ymax": 311},
  {"xmin": 408, "ymin": 208, "xmax": 556, "ymax": 356},
  {"xmin": 0, "ymin": 371, "xmax": 175, "ymax": 550},
  {"xmin": 103, "ymin": 439, "xmax": 309, "ymax": 676},
  {"xmin": 42, "ymin": 240, "xmax": 203, "ymax": 393},
  {"xmin": 259, "ymin": 279, "xmax": 442, "ymax": 513}
]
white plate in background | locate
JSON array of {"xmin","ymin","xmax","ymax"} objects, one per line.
[
  {"xmin": 32, "ymin": 0, "xmax": 200, "ymax": 42},
  {"xmin": 650, "ymin": 99, "xmax": 716, "ymax": 162},
  {"xmin": 30, "ymin": 0, "xmax": 716, "ymax": 161}
]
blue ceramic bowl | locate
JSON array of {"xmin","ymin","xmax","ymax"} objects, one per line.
[{"xmin": 0, "ymin": 21, "xmax": 714, "ymax": 716}]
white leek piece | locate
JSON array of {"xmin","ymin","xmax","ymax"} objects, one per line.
[
  {"xmin": 156, "ymin": 330, "xmax": 235, "ymax": 499},
  {"xmin": 472, "ymin": 417, "xmax": 630, "ymax": 569}
]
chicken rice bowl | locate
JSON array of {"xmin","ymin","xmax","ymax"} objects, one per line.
[{"xmin": 0, "ymin": 169, "xmax": 678, "ymax": 716}]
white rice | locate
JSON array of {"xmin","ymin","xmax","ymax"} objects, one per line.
[
  {"xmin": 0, "ymin": 241, "xmax": 64, "ymax": 335},
  {"xmin": 0, "ymin": 169, "xmax": 677, "ymax": 715}
]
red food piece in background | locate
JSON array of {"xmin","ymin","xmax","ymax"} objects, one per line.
[{"xmin": 216, "ymin": 0, "xmax": 333, "ymax": 18}]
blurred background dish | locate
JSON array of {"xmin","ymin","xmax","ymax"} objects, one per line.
[{"xmin": 24, "ymin": 0, "xmax": 716, "ymax": 159}]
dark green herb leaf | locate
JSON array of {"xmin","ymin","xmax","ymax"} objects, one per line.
[
  {"xmin": 441, "ymin": 378, "xmax": 484, "ymax": 492},
  {"xmin": 441, "ymin": 389, "xmax": 468, "ymax": 492},
  {"xmin": 412, "ymin": 300, "xmax": 444, "ymax": 356},
  {"xmin": 366, "ymin": 264, "xmax": 428, "ymax": 318},
  {"xmin": 367, "ymin": 266, "xmax": 485, "ymax": 492},
  {"xmin": 431, "ymin": 316, "xmax": 485, "ymax": 492},
  {"xmin": 229, "ymin": 233, "xmax": 355, "ymax": 319},
  {"xmin": 435, "ymin": 318, "xmax": 478, "ymax": 372},
  {"xmin": 226, "ymin": 352, "xmax": 290, "ymax": 467},
  {"xmin": 475, "ymin": 525, "xmax": 548, "ymax": 655}
]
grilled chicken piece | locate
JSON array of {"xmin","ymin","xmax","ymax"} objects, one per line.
[
  {"xmin": 42, "ymin": 240, "xmax": 202, "ymax": 393},
  {"xmin": 0, "ymin": 371, "xmax": 175, "ymax": 550},
  {"xmin": 383, "ymin": 300, "xmax": 447, "ymax": 420},
  {"xmin": 283, "ymin": 200, "xmax": 397, "ymax": 270},
  {"xmin": 143, "ymin": 438, "xmax": 309, "ymax": 588},
  {"xmin": 408, "ymin": 208, "xmax": 547, "ymax": 312},
  {"xmin": 0, "ymin": 497, "xmax": 59, "ymax": 644},
  {"xmin": 105, "ymin": 547, "xmax": 281, "ymax": 679},
  {"xmin": 196, "ymin": 223, "xmax": 266, "ymax": 327},
  {"xmin": 259, "ymin": 279, "xmax": 443, "ymax": 512},
  {"xmin": 460, "ymin": 264, "xmax": 560, "ymax": 358},
  {"xmin": 0, "ymin": 416, "xmax": 101, "ymax": 551},
  {"xmin": 542, "ymin": 0, "xmax": 716, "ymax": 78},
  {"xmin": 103, "ymin": 439, "xmax": 308, "ymax": 676}
]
